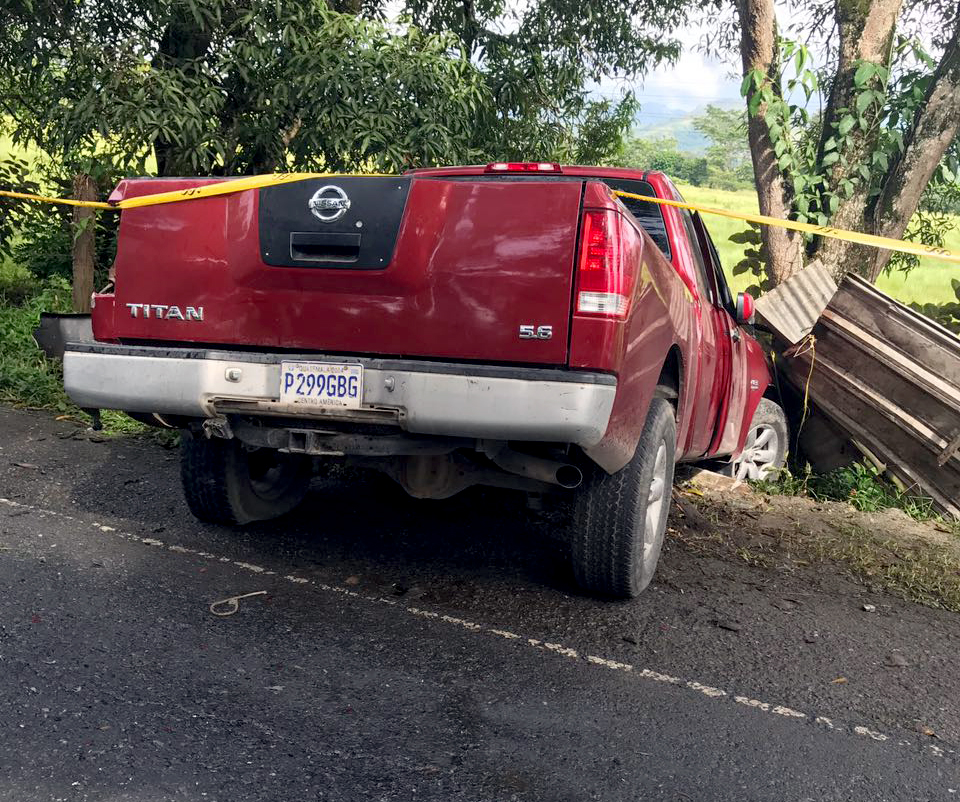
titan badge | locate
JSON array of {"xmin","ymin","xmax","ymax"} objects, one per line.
[{"xmin": 126, "ymin": 303, "xmax": 204, "ymax": 320}]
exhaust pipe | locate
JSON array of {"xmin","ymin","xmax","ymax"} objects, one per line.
[{"xmin": 485, "ymin": 445, "xmax": 583, "ymax": 489}]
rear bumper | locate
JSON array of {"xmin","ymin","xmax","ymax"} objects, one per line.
[{"xmin": 64, "ymin": 344, "xmax": 616, "ymax": 447}]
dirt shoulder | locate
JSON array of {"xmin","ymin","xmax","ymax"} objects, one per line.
[{"xmin": 674, "ymin": 471, "xmax": 960, "ymax": 613}]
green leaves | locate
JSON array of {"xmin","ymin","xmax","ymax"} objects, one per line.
[
  {"xmin": 2, "ymin": 1, "xmax": 498, "ymax": 176},
  {"xmin": 728, "ymin": 224, "xmax": 770, "ymax": 294},
  {"xmin": 837, "ymin": 114, "xmax": 856, "ymax": 137},
  {"xmin": 735, "ymin": 31, "xmax": 958, "ymax": 275},
  {"xmin": 854, "ymin": 61, "xmax": 876, "ymax": 87},
  {"xmin": 2, "ymin": 0, "xmax": 683, "ymax": 176},
  {"xmin": 728, "ymin": 229, "xmax": 761, "ymax": 245}
]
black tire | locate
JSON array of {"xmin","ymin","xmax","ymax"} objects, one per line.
[
  {"xmin": 180, "ymin": 436, "xmax": 311, "ymax": 525},
  {"xmin": 571, "ymin": 398, "xmax": 677, "ymax": 599},
  {"xmin": 724, "ymin": 398, "xmax": 789, "ymax": 481}
]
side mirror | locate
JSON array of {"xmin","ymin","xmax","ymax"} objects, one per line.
[{"xmin": 736, "ymin": 292, "xmax": 755, "ymax": 325}]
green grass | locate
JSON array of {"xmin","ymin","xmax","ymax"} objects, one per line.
[
  {"xmin": 0, "ymin": 278, "xmax": 73, "ymax": 408},
  {"xmin": 823, "ymin": 523, "xmax": 960, "ymax": 612},
  {"xmin": 0, "ymin": 276, "xmax": 177, "ymax": 442},
  {"xmin": 755, "ymin": 461, "xmax": 945, "ymax": 524},
  {"xmin": 677, "ymin": 182, "xmax": 960, "ymax": 304}
]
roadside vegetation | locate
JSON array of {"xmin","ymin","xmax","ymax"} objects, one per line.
[
  {"xmin": 0, "ymin": 276, "xmax": 71, "ymax": 408},
  {"xmin": 688, "ymin": 456, "xmax": 960, "ymax": 612},
  {"xmin": 755, "ymin": 461, "xmax": 954, "ymax": 527},
  {"xmin": 0, "ymin": 268, "xmax": 172, "ymax": 440}
]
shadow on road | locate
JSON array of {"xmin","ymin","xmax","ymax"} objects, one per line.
[{"xmin": 72, "ymin": 454, "xmax": 582, "ymax": 598}]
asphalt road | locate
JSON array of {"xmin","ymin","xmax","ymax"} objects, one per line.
[{"xmin": 1, "ymin": 406, "xmax": 959, "ymax": 801}]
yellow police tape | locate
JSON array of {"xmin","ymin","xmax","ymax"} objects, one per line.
[
  {"xmin": 0, "ymin": 172, "xmax": 390, "ymax": 211},
  {"xmin": 612, "ymin": 190, "xmax": 960, "ymax": 266},
  {"xmin": 2, "ymin": 171, "xmax": 959, "ymax": 265},
  {"xmin": 0, "ymin": 188, "xmax": 113, "ymax": 210}
]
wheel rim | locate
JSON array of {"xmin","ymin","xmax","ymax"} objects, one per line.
[
  {"xmin": 644, "ymin": 441, "xmax": 668, "ymax": 561},
  {"xmin": 733, "ymin": 423, "xmax": 780, "ymax": 481}
]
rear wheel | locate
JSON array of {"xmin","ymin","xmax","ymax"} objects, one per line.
[
  {"xmin": 571, "ymin": 398, "xmax": 677, "ymax": 599},
  {"xmin": 180, "ymin": 436, "xmax": 311, "ymax": 525},
  {"xmin": 726, "ymin": 398, "xmax": 788, "ymax": 481}
]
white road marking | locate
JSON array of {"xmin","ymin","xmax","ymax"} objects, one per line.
[
  {"xmin": 735, "ymin": 696, "xmax": 770, "ymax": 712},
  {"xmin": 855, "ymin": 726, "xmax": 890, "ymax": 742},
  {"xmin": 543, "ymin": 642, "xmax": 579, "ymax": 659},
  {"xmin": 0, "ymin": 495, "xmax": 954, "ymax": 760},
  {"xmin": 639, "ymin": 668, "xmax": 681, "ymax": 684},
  {"xmin": 773, "ymin": 705, "xmax": 807, "ymax": 719},
  {"xmin": 587, "ymin": 655, "xmax": 634, "ymax": 671},
  {"xmin": 687, "ymin": 681, "xmax": 727, "ymax": 699},
  {"xmin": 234, "ymin": 561, "xmax": 269, "ymax": 574}
]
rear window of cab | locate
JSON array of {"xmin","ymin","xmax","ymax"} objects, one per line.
[{"xmin": 598, "ymin": 178, "xmax": 671, "ymax": 260}]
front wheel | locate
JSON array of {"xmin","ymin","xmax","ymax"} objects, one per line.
[
  {"xmin": 571, "ymin": 398, "xmax": 677, "ymax": 599},
  {"xmin": 726, "ymin": 398, "xmax": 789, "ymax": 482},
  {"xmin": 180, "ymin": 436, "xmax": 311, "ymax": 525}
]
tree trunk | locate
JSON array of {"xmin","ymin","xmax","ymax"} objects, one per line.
[
  {"xmin": 71, "ymin": 173, "xmax": 96, "ymax": 313},
  {"xmin": 736, "ymin": 0, "xmax": 804, "ymax": 285},
  {"xmin": 151, "ymin": 13, "xmax": 214, "ymax": 176},
  {"xmin": 867, "ymin": 22, "xmax": 960, "ymax": 280},
  {"xmin": 738, "ymin": 0, "xmax": 959, "ymax": 288},
  {"xmin": 806, "ymin": 0, "xmax": 902, "ymax": 274}
]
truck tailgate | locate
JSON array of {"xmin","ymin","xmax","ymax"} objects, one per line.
[{"xmin": 104, "ymin": 176, "xmax": 583, "ymax": 365}]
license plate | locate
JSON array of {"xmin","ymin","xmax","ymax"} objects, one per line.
[{"xmin": 279, "ymin": 361, "xmax": 363, "ymax": 409}]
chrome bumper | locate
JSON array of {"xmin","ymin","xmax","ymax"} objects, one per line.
[{"xmin": 64, "ymin": 344, "xmax": 616, "ymax": 447}]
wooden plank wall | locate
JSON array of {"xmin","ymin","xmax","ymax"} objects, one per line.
[{"xmin": 785, "ymin": 275, "xmax": 960, "ymax": 518}]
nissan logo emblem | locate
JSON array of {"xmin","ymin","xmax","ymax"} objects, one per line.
[{"xmin": 308, "ymin": 185, "xmax": 351, "ymax": 222}]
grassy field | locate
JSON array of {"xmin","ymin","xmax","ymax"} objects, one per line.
[{"xmin": 678, "ymin": 183, "xmax": 960, "ymax": 304}]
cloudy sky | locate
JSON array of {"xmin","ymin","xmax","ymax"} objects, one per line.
[
  {"xmin": 636, "ymin": 48, "xmax": 742, "ymax": 115},
  {"xmin": 595, "ymin": 27, "xmax": 744, "ymax": 121}
]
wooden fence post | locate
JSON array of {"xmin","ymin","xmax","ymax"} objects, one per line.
[{"xmin": 71, "ymin": 173, "xmax": 97, "ymax": 313}]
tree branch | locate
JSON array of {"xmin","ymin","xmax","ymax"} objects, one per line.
[{"xmin": 868, "ymin": 18, "xmax": 960, "ymax": 278}]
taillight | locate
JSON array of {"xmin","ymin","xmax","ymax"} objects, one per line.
[
  {"xmin": 576, "ymin": 210, "xmax": 633, "ymax": 318},
  {"xmin": 484, "ymin": 162, "xmax": 562, "ymax": 173}
]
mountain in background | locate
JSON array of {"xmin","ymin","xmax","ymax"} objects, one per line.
[{"xmin": 630, "ymin": 98, "xmax": 741, "ymax": 154}]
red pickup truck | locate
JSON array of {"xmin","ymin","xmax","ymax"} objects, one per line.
[{"xmin": 63, "ymin": 163, "xmax": 787, "ymax": 598}]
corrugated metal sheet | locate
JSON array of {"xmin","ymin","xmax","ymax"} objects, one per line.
[{"xmin": 754, "ymin": 262, "xmax": 837, "ymax": 346}]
